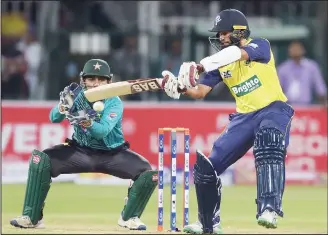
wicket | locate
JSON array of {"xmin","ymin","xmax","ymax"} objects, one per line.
[{"xmin": 157, "ymin": 127, "xmax": 190, "ymax": 232}]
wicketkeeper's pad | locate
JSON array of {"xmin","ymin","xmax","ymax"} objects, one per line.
[
  {"xmin": 122, "ymin": 170, "xmax": 158, "ymax": 220},
  {"xmin": 22, "ymin": 150, "xmax": 52, "ymax": 225}
]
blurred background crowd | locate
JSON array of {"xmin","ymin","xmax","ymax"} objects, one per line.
[{"xmin": 1, "ymin": 0, "xmax": 327, "ymax": 105}]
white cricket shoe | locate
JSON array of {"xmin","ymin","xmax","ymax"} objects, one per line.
[
  {"xmin": 10, "ymin": 216, "xmax": 45, "ymax": 229},
  {"xmin": 118, "ymin": 216, "xmax": 147, "ymax": 230},
  {"xmin": 257, "ymin": 209, "xmax": 278, "ymax": 229},
  {"xmin": 183, "ymin": 220, "xmax": 223, "ymax": 234}
]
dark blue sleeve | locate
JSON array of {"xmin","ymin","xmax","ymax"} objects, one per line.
[
  {"xmin": 242, "ymin": 38, "xmax": 271, "ymax": 63},
  {"xmin": 198, "ymin": 69, "xmax": 223, "ymax": 88}
]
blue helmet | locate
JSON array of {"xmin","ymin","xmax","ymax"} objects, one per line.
[{"xmin": 209, "ymin": 9, "xmax": 251, "ymax": 51}]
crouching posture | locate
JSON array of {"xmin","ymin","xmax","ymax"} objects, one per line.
[{"xmin": 10, "ymin": 59, "xmax": 157, "ymax": 231}]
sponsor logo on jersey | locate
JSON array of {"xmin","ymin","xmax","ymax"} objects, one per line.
[
  {"xmin": 231, "ymin": 75, "xmax": 262, "ymax": 97},
  {"xmin": 109, "ymin": 113, "xmax": 117, "ymax": 119}
]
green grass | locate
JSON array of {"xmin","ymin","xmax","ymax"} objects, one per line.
[{"xmin": 2, "ymin": 183, "xmax": 327, "ymax": 234}]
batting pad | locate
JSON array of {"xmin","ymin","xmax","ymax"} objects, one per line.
[
  {"xmin": 253, "ymin": 127, "xmax": 286, "ymax": 218},
  {"xmin": 193, "ymin": 151, "xmax": 218, "ymax": 233}
]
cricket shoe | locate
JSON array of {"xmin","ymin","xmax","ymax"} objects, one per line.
[
  {"xmin": 183, "ymin": 220, "xmax": 223, "ymax": 234},
  {"xmin": 257, "ymin": 209, "xmax": 278, "ymax": 229},
  {"xmin": 118, "ymin": 215, "xmax": 147, "ymax": 230},
  {"xmin": 10, "ymin": 216, "xmax": 45, "ymax": 229}
]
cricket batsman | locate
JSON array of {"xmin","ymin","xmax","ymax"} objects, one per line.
[
  {"xmin": 162, "ymin": 9, "xmax": 294, "ymax": 234},
  {"xmin": 10, "ymin": 59, "xmax": 158, "ymax": 231}
]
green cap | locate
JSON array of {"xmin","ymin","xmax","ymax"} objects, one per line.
[{"xmin": 80, "ymin": 59, "xmax": 112, "ymax": 79}]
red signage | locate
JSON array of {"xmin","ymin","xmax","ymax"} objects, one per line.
[{"xmin": 2, "ymin": 101, "xmax": 327, "ymax": 185}]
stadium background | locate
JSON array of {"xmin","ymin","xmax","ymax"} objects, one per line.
[{"xmin": 1, "ymin": 1, "xmax": 327, "ymax": 234}]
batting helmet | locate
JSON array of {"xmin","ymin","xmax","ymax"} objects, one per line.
[{"xmin": 209, "ymin": 9, "xmax": 251, "ymax": 51}]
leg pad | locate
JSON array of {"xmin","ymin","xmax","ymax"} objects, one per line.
[
  {"xmin": 193, "ymin": 150, "xmax": 220, "ymax": 233},
  {"xmin": 22, "ymin": 150, "xmax": 52, "ymax": 225},
  {"xmin": 122, "ymin": 170, "xmax": 158, "ymax": 220},
  {"xmin": 253, "ymin": 128, "xmax": 286, "ymax": 218}
]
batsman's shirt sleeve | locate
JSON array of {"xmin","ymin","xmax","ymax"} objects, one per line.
[
  {"xmin": 198, "ymin": 69, "xmax": 223, "ymax": 88},
  {"xmin": 87, "ymin": 97, "xmax": 123, "ymax": 139},
  {"xmin": 242, "ymin": 38, "xmax": 271, "ymax": 63},
  {"xmin": 49, "ymin": 104, "xmax": 65, "ymax": 123}
]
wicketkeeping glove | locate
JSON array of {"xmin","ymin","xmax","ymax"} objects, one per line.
[
  {"xmin": 58, "ymin": 83, "xmax": 83, "ymax": 114},
  {"xmin": 65, "ymin": 109, "xmax": 99, "ymax": 128}
]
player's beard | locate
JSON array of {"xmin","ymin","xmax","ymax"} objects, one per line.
[{"xmin": 209, "ymin": 37, "xmax": 231, "ymax": 51}]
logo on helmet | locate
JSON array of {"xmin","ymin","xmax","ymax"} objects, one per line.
[
  {"xmin": 215, "ymin": 15, "xmax": 221, "ymax": 25},
  {"xmin": 93, "ymin": 62, "xmax": 102, "ymax": 70}
]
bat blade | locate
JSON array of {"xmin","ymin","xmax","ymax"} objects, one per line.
[{"xmin": 84, "ymin": 78, "xmax": 163, "ymax": 102}]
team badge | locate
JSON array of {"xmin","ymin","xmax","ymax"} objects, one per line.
[{"xmin": 221, "ymin": 70, "xmax": 232, "ymax": 78}]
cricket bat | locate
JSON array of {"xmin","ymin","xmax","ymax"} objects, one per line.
[{"xmin": 84, "ymin": 78, "xmax": 164, "ymax": 102}]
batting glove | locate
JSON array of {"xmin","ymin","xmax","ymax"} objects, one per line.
[
  {"xmin": 162, "ymin": 70, "xmax": 181, "ymax": 99},
  {"xmin": 177, "ymin": 62, "xmax": 200, "ymax": 89}
]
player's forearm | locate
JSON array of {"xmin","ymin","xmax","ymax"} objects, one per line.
[
  {"xmin": 49, "ymin": 105, "xmax": 65, "ymax": 123},
  {"xmin": 183, "ymin": 83, "xmax": 212, "ymax": 100},
  {"xmin": 183, "ymin": 87, "xmax": 206, "ymax": 99}
]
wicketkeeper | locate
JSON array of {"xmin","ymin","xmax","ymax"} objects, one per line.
[
  {"xmin": 162, "ymin": 9, "xmax": 294, "ymax": 234},
  {"xmin": 10, "ymin": 59, "xmax": 158, "ymax": 231}
]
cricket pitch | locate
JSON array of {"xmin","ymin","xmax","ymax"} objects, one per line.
[{"xmin": 2, "ymin": 184, "xmax": 327, "ymax": 234}]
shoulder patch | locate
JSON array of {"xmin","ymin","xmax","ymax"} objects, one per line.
[{"xmin": 248, "ymin": 43, "xmax": 258, "ymax": 48}]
